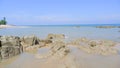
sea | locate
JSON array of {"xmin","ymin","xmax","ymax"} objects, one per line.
[{"xmin": 0, "ymin": 24, "xmax": 120, "ymax": 42}]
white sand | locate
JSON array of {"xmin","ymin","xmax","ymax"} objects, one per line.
[
  {"xmin": 0, "ymin": 25, "xmax": 29, "ymax": 29},
  {"xmin": 0, "ymin": 25, "xmax": 16, "ymax": 28}
]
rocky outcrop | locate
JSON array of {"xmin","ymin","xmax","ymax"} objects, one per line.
[
  {"xmin": 35, "ymin": 34, "xmax": 69, "ymax": 59},
  {"xmin": 0, "ymin": 34, "xmax": 119, "ymax": 62},
  {"xmin": 67, "ymin": 37, "xmax": 89, "ymax": 45},
  {"xmin": 96, "ymin": 26, "xmax": 118, "ymax": 28},
  {"xmin": 46, "ymin": 34, "xmax": 65, "ymax": 42},
  {"xmin": 46, "ymin": 34, "xmax": 70, "ymax": 58},
  {"xmin": 20, "ymin": 35, "xmax": 40, "ymax": 52},
  {"xmin": 50, "ymin": 41, "xmax": 70, "ymax": 57},
  {"xmin": 0, "ymin": 36, "xmax": 23, "ymax": 60},
  {"xmin": 35, "ymin": 41, "xmax": 70, "ymax": 59},
  {"xmin": 68, "ymin": 38, "xmax": 118, "ymax": 55},
  {"xmin": 21, "ymin": 35, "xmax": 53, "ymax": 53},
  {"xmin": 21, "ymin": 35, "xmax": 40, "ymax": 46}
]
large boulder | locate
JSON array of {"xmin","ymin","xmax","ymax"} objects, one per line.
[{"xmin": 0, "ymin": 36, "xmax": 23, "ymax": 60}]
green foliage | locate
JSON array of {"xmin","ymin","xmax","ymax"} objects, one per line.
[{"xmin": 0, "ymin": 17, "xmax": 7, "ymax": 25}]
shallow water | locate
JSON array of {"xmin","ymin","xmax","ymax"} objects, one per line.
[{"xmin": 0, "ymin": 25, "xmax": 120, "ymax": 42}]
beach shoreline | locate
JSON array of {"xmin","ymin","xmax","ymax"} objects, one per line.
[
  {"xmin": 0, "ymin": 25, "xmax": 16, "ymax": 29},
  {"xmin": 0, "ymin": 25, "xmax": 30, "ymax": 29}
]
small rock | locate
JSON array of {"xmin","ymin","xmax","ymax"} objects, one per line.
[{"xmin": 89, "ymin": 41, "xmax": 96, "ymax": 47}]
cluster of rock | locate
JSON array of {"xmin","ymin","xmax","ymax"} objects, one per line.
[
  {"xmin": 68, "ymin": 37, "xmax": 118, "ymax": 55},
  {"xmin": 35, "ymin": 34, "xmax": 70, "ymax": 59},
  {"xmin": 18, "ymin": 35, "xmax": 52, "ymax": 54},
  {"xmin": 0, "ymin": 34, "xmax": 120, "ymax": 61},
  {"xmin": 0, "ymin": 34, "xmax": 68, "ymax": 61},
  {"xmin": 96, "ymin": 26, "xmax": 120, "ymax": 29},
  {"xmin": 45, "ymin": 34, "xmax": 70, "ymax": 58},
  {"xmin": 0, "ymin": 35, "xmax": 45, "ymax": 61}
]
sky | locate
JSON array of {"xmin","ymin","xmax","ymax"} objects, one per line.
[{"xmin": 0, "ymin": 0, "xmax": 120, "ymax": 25}]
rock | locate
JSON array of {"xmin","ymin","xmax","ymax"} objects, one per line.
[
  {"xmin": 0, "ymin": 53, "xmax": 1, "ymax": 61},
  {"xmin": 0, "ymin": 36, "xmax": 23, "ymax": 60},
  {"xmin": 68, "ymin": 37, "xmax": 89, "ymax": 45},
  {"xmin": 21, "ymin": 35, "xmax": 40, "ymax": 51},
  {"xmin": 101, "ymin": 40, "xmax": 116, "ymax": 46},
  {"xmin": 75, "ymin": 25, "xmax": 80, "ymax": 28},
  {"xmin": 46, "ymin": 34, "xmax": 65, "ymax": 42},
  {"xmin": 96, "ymin": 26, "xmax": 117, "ymax": 28},
  {"xmin": 21, "ymin": 35, "xmax": 40, "ymax": 46},
  {"xmin": 49, "ymin": 41, "xmax": 70, "ymax": 58},
  {"xmin": 21, "ymin": 35, "xmax": 53, "ymax": 53},
  {"xmin": 36, "ymin": 41, "xmax": 70, "ymax": 59},
  {"xmin": 21, "ymin": 35, "xmax": 53, "ymax": 52},
  {"xmin": 39, "ymin": 39, "xmax": 52, "ymax": 47},
  {"xmin": 0, "ymin": 40, "xmax": 1, "ymax": 47},
  {"xmin": 77, "ymin": 39, "xmax": 118, "ymax": 55},
  {"xmin": 89, "ymin": 41, "xmax": 97, "ymax": 47},
  {"xmin": 68, "ymin": 38, "xmax": 118, "ymax": 55},
  {"xmin": 89, "ymin": 40, "xmax": 102, "ymax": 46}
]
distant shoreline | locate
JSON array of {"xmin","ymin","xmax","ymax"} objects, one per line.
[
  {"xmin": 0, "ymin": 25, "xmax": 16, "ymax": 29},
  {"xmin": 0, "ymin": 25, "xmax": 30, "ymax": 29},
  {"xmin": 1, "ymin": 24, "xmax": 120, "ymax": 29}
]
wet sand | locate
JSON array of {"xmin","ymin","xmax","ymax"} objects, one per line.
[{"xmin": 0, "ymin": 45, "xmax": 120, "ymax": 68}]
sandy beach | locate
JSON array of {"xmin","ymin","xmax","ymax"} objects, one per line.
[
  {"xmin": 0, "ymin": 25, "xmax": 16, "ymax": 29},
  {"xmin": 0, "ymin": 25, "xmax": 30, "ymax": 29}
]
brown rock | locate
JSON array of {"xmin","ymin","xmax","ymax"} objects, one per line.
[{"xmin": 0, "ymin": 36, "xmax": 22, "ymax": 60}]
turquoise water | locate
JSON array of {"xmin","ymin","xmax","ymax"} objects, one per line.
[{"xmin": 0, "ymin": 25, "xmax": 120, "ymax": 42}]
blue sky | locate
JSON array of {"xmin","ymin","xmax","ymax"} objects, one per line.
[{"xmin": 0, "ymin": 0, "xmax": 120, "ymax": 25}]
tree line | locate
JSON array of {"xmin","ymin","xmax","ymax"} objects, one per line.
[{"xmin": 0, "ymin": 17, "xmax": 7, "ymax": 25}]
